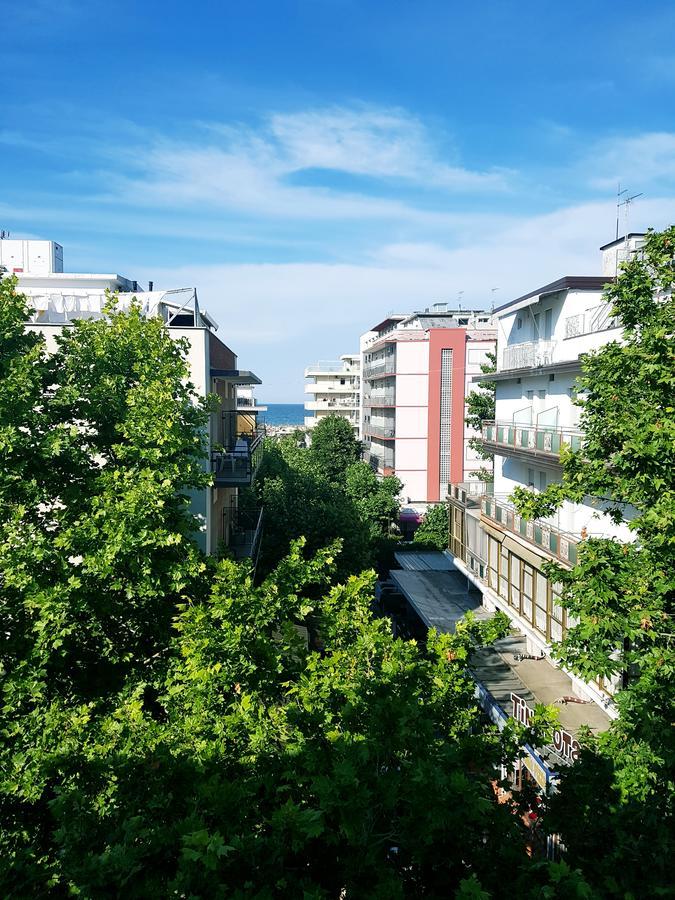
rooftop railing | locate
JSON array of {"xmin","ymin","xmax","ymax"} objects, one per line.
[
  {"xmin": 481, "ymin": 495, "xmax": 578, "ymax": 566},
  {"xmin": 305, "ymin": 361, "xmax": 358, "ymax": 375},
  {"xmin": 482, "ymin": 421, "xmax": 584, "ymax": 457}
]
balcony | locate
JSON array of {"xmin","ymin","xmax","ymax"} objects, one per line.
[
  {"xmin": 364, "ymin": 423, "xmax": 396, "ymax": 439},
  {"xmin": 223, "ymin": 504, "xmax": 264, "ymax": 563},
  {"xmin": 304, "ymin": 383, "xmax": 357, "ymax": 394},
  {"xmin": 305, "ymin": 360, "xmax": 359, "ymax": 376},
  {"xmin": 564, "ymin": 303, "xmax": 620, "ymax": 339},
  {"xmin": 212, "ymin": 429, "xmax": 264, "ymax": 486},
  {"xmin": 448, "ymin": 480, "xmax": 494, "ymax": 507},
  {"xmin": 363, "ymin": 357, "xmax": 396, "ymax": 379},
  {"xmin": 305, "ymin": 398, "xmax": 359, "ymax": 410},
  {"xmin": 499, "ymin": 340, "xmax": 555, "ymax": 372},
  {"xmin": 368, "ymin": 451, "xmax": 395, "ymax": 473},
  {"xmin": 364, "ymin": 390, "xmax": 396, "ymax": 407},
  {"xmin": 480, "ymin": 495, "xmax": 578, "ymax": 566},
  {"xmin": 481, "ymin": 420, "xmax": 583, "ymax": 462}
]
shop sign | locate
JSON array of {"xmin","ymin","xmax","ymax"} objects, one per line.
[{"xmin": 511, "ymin": 692, "xmax": 580, "ymax": 763}]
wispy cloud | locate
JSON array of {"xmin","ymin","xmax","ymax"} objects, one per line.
[
  {"xmin": 587, "ymin": 131, "xmax": 675, "ymax": 190},
  {"xmin": 108, "ymin": 104, "xmax": 511, "ymax": 222}
]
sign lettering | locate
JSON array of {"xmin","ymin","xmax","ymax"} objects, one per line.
[{"xmin": 511, "ymin": 692, "xmax": 580, "ymax": 763}]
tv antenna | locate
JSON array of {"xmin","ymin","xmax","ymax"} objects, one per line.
[
  {"xmin": 615, "ymin": 183, "xmax": 643, "ymax": 240},
  {"xmin": 490, "ymin": 287, "xmax": 499, "ymax": 312},
  {"xmin": 456, "ymin": 289, "xmax": 464, "ymax": 311}
]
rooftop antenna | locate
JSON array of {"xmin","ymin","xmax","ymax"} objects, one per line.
[
  {"xmin": 457, "ymin": 290, "xmax": 464, "ymax": 311},
  {"xmin": 490, "ymin": 287, "xmax": 499, "ymax": 312},
  {"xmin": 615, "ymin": 183, "xmax": 643, "ymax": 240}
]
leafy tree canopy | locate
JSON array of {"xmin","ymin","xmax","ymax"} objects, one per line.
[
  {"xmin": 413, "ymin": 502, "xmax": 450, "ymax": 551},
  {"xmin": 511, "ymin": 227, "xmax": 675, "ymax": 897},
  {"xmin": 465, "ymin": 351, "xmax": 496, "ymax": 481},
  {"xmin": 310, "ymin": 414, "xmax": 362, "ymax": 482}
]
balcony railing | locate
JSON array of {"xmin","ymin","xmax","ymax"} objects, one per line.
[
  {"xmin": 364, "ymin": 423, "xmax": 396, "ymax": 438},
  {"xmin": 368, "ymin": 451, "xmax": 395, "ymax": 471},
  {"xmin": 212, "ymin": 429, "xmax": 264, "ymax": 486},
  {"xmin": 482, "ymin": 421, "xmax": 583, "ymax": 457},
  {"xmin": 481, "ymin": 495, "xmax": 578, "ymax": 566},
  {"xmin": 223, "ymin": 504, "xmax": 264, "ymax": 563},
  {"xmin": 499, "ymin": 340, "xmax": 556, "ymax": 372},
  {"xmin": 364, "ymin": 390, "xmax": 396, "ymax": 407},
  {"xmin": 564, "ymin": 303, "xmax": 620, "ymax": 339},
  {"xmin": 305, "ymin": 361, "xmax": 358, "ymax": 375},
  {"xmin": 305, "ymin": 398, "xmax": 359, "ymax": 410},
  {"xmin": 448, "ymin": 480, "xmax": 494, "ymax": 507},
  {"xmin": 363, "ymin": 357, "xmax": 396, "ymax": 378}
]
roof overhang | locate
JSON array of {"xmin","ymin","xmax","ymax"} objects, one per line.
[
  {"xmin": 473, "ymin": 359, "xmax": 583, "ymax": 383},
  {"xmin": 211, "ymin": 369, "xmax": 262, "ymax": 385},
  {"xmin": 493, "ymin": 276, "xmax": 612, "ymax": 318}
]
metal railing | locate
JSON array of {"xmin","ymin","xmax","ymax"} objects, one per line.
[
  {"xmin": 223, "ymin": 504, "xmax": 264, "ymax": 563},
  {"xmin": 364, "ymin": 422, "xmax": 396, "ymax": 438},
  {"xmin": 499, "ymin": 340, "xmax": 556, "ymax": 372},
  {"xmin": 480, "ymin": 495, "xmax": 578, "ymax": 565},
  {"xmin": 212, "ymin": 428, "xmax": 264, "ymax": 485},
  {"xmin": 368, "ymin": 450, "xmax": 395, "ymax": 470},
  {"xmin": 448, "ymin": 481, "xmax": 494, "ymax": 507},
  {"xmin": 363, "ymin": 390, "xmax": 396, "ymax": 406},
  {"xmin": 564, "ymin": 303, "xmax": 620, "ymax": 339},
  {"xmin": 482, "ymin": 421, "xmax": 584, "ymax": 456},
  {"xmin": 305, "ymin": 361, "xmax": 358, "ymax": 375},
  {"xmin": 363, "ymin": 357, "xmax": 396, "ymax": 378}
]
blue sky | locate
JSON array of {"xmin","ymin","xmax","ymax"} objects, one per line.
[{"xmin": 2, "ymin": 0, "xmax": 675, "ymax": 401}]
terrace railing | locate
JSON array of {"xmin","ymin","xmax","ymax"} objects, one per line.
[
  {"xmin": 482, "ymin": 421, "xmax": 584, "ymax": 457},
  {"xmin": 480, "ymin": 495, "xmax": 578, "ymax": 565}
]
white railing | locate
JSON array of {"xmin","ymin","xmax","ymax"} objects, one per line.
[
  {"xmin": 564, "ymin": 304, "xmax": 620, "ymax": 339},
  {"xmin": 500, "ymin": 340, "xmax": 556, "ymax": 372}
]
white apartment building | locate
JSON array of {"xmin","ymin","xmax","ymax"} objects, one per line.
[
  {"xmin": 5, "ymin": 238, "xmax": 264, "ymax": 561},
  {"xmin": 449, "ymin": 236, "xmax": 645, "ymax": 743},
  {"xmin": 360, "ymin": 306, "xmax": 496, "ymax": 504},
  {"xmin": 304, "ymin": 354, "xmax": 361, "ymax": 434}
]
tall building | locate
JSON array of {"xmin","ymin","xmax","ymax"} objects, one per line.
[
  {"xmin": 448, "ymin": 236, "xmax": 645, "ymax": 730},
  {"xmin": 7, "ymin": 238, "xmax": 264, "ymax": 561},
  {"xmin": 360, "ymin": 306, "xmax": 496, "ymax": 504},
  {"xmin": 304, "ymin": 354, "xmax": 361, "ymax": 434}
]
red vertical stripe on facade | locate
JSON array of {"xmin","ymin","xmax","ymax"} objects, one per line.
[{"xmin": 426, "ymin": 329, "xmax": 467, "ymax": 502}]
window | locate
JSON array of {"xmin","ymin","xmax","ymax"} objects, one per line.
[
  {"xmin": 538, "ymin": 389, "xmax": 546, "ymax": 399},
  {"xmin": 488, "ymin": 536, "xmax": 499, "ymax": 592},
  {"xmin": 551, "ymin": 582, "xmax": 565, "ymax": 642},
  {"xmin": 516, "ymin": 316, "xmax": 523, "ymax": 329},
  {"xmin": 527, "ymin": 469, "xmax": 535, "ymax": 487},
  {"xmin": 538, "ymin": 471, "xmax": 547, "ymax": 492},
  {"xmin": 549, "ymin": 374, "xmax": 555, "ymax": 382},
  {"xmin": 527, "ymin": 389, "xmax": 534, "ymax": 400},
  {"xmin": 544, "ymin": 308, "xmax": 553, "ymax": 340},
  {"xmin": 522, "ymin": 562, "xmax": 534, "ymax": 623},
  {"xmin": 510, "ymin": 556, "xmax": 521, "ymax": 611},
  {"xmin": 499, "ymin": 549, "xmax": 509, "ymax": 600}
]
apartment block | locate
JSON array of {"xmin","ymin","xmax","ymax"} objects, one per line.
[
  {"xmin": 9, "ymin": 238, "xmax": 264, "ymax": 562},
  {"xmin": 304, "ymin": 354, "xmax": 360, "ymax": 434},
  {"xmin": 360, "ymin": 306, "xmax": 496, "ymax": 503},
  {"xmin": 448, "ymin": 235, "xmax": 645, "ymax": 720}
]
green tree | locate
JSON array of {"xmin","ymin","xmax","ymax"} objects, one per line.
[
  {"xmin": 413, "ymin": 502, "xmax": 450, "ymax": 551},
  {"xmin": 511, "ymin": 226, "xmax": 675, "ymax": 897},
  {"xmin": 464, "ymin": 351, "xmax": 496, "ymax": 482},
  {"xmin": 310, "ymin": 414, "xmax": 361, "ymax": 481}
]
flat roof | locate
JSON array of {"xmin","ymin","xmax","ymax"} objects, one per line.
[
  {"xmin": 493, "ymin": 276, "xmax": 611, "ymax": 317},
  {"xmin": 599, "ymin": 232, "xmax": 645, "ymax": 251},
  {"xmin": 390, "ymin": 562, "xmax": 490, "ymax": 634},
  {"xmin": 471, "ymin": 633, "xmax": 611, "ymax": 769}
]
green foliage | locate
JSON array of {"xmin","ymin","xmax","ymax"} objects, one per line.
[
  {"xmin": 413, "ymin": 502, "xmax": 450, "ymax": 550},
  {"xmin": 309, "ymin": 414, "xmax": 362, "ymax": 482},
  {"xmin": 256, "ymin": 435, "xmax": 402, "ymax": 579},
  {"xmin": 510, "ymin": 227, "xmax": 675, "ymax": 897},
  {"xmin": 465, "ymin": 351, "xmax": 496, "ymax": 471}
]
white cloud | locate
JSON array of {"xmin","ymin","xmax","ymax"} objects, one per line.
[
  {"xmin": 588, "ymin": 131, "xmax": 675, "ymax": 189},
  {"xmin": 109, "ymin": 104, "xmax": 511, "ymax": 222},
  {"xmin": 139, "ymin": 197, "xmax": 675, "ymax": 400}
]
